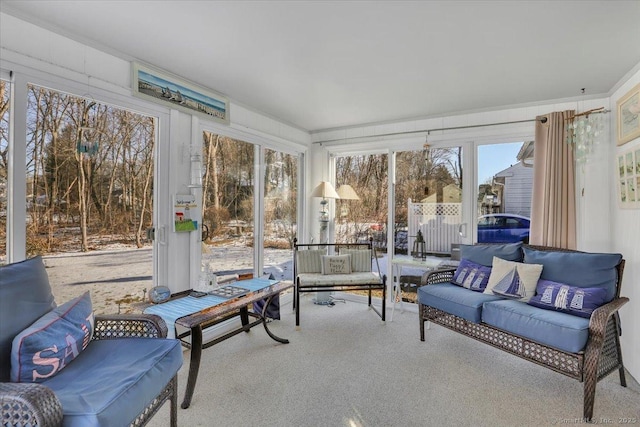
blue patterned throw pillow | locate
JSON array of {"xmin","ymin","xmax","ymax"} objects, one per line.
[
  {"xmin": 528, "ymin": 280, "xmax": 608, "ymax": 318},
  {"xmin": 11, "ymin": 291, "xmax": 94, "ymax": 383},
  {"xmin": 452, "ymin": 258, "xmax": 491, "ymax": 292}
]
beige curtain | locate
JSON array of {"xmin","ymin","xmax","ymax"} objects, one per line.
[{"xmin": 530, "ymin": 110, "xmax": 576, "ymax": 249}]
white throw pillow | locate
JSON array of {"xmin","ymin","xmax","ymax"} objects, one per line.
[
  {"xmin": 321, "ymin": 254, "xmax": 352, "ymax": 275},
  {"xmin": 483, "ymin": 256, "xmax": 543, "ymax": 302}
]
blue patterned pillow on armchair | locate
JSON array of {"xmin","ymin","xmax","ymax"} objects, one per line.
[{"xmin": 11, "ymin": 291, "xmax": 94, "ymax": 383}]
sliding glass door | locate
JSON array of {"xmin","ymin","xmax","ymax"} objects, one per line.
[
  {"xmin": 476, "ymin": 141, "xmax": 533, "ymax": 244},
  {"xmin": 391, "ymin": 144, "xmax": 470, "ymax": 303}
]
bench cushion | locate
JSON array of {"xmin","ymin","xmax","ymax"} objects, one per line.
[
  {"xmin": 482, "ymin": 299, "xmax": 590, "ymax": 353},
  {"xmin": 296, "ymin": 250, "xmax": 325, "ymax": 273},
  {"xmin": 418, "ymin": 282, "xmax": 503, "ymax": 323},
  {"xmin": 297, "ymin": 272, "xmax": 382, "ymax": 287},
  {"xmin": 338, "ymin": 249, "xmax": 372, "ymax": 272},
  {"xmin": 42, "ymin": 338, "xmax": 183, "ymax": 427},
  {"xmin": 523, "ymin": 247, "xmax": 622, "ymax": 302}
]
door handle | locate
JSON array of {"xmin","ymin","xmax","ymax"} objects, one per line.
[{"xmin": 458, "ymin": 223, "xmax": 467, "ymax": 238}]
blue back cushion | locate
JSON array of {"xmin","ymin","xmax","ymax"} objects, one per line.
[
  {"xmin": 11, "ymin": 291, "xmax": 94, "ymax": 383},
  {"xmin": 523, "ymin": 247, "xmax": 622, "ymax": 302},
  {"xmin": 459, "ymin": 242, "xmax": 523, "ymax": 267},
  {"xmin": 0, "ymin": 257, "xmax": 56, "ymax": 382}
]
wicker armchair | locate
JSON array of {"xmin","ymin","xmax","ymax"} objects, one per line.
[
  {"xmin": 418, "ymin": 245, "xmax": 628, "ymax": 421},
  {"xmin": 0, "ymin": 258, "xmax": 181, "ymax": 427},
  {"xmin": 1, "ymin": 314, "xmax": 178, "ymax": 427}
]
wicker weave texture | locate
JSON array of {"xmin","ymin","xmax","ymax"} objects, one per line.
[
  {"xmin": 132, "ymin": 376, "xmax": 177, "ymax": 427},
  {"xmin": 421, "ymin": 305, "xmax": 583, "ymax": 378},
  {"xmin": 0, "ymin": 383, "xmax": 63, "ymax": 427},
  {"xmin": 93, "ymin": 314, "xmax": 168, "ymax": 339}
]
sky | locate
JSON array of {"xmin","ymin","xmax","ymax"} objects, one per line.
[{"xmin": 477, "ymin": 142, "xmax": 523, "ymax": 185}]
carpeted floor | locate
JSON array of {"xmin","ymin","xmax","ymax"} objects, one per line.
[{"xmin": 148, "ymin": 294, "xmax": 639, "ymax": 427}]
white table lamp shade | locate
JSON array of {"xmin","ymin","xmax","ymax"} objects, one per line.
[
  {"xmin": 336, "ymin": 184, "xmax": 360, "ymax": 200},
  {"xmin": 310, "ymin": 181, "xmax": 340, "ymax": 199}
]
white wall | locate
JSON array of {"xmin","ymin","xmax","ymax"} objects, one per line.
[
  {"xmin": 610, "ymin": 68, "xmax": 640, "ymax": 382},
  {"xmin": 0, "ymin": 12, "xmax": 310, "ymax": 291}
]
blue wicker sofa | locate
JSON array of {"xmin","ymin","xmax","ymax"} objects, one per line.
[
  {"xmin": 418, "ymin": 243, "xmax": 628, "ymax": 421},
  {"xmin": 0, "ymin": 257, "xmax": 183, "ymax": 427}
]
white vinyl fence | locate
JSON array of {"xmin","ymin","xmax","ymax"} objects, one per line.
[{"xmin": 407, "ymin": 199, "xmax": 462, "ymax": 255}]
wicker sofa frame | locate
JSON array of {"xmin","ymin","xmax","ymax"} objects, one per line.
[
  {"xmin": 418, "ymin": 245, "xmax": 628, "ymax": 421},
  {"xmin": 0, "ymin": 314, "xmax": 178, "ymax": 427}
]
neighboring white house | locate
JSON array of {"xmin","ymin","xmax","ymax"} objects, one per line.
[{"xmin": 493, "ymin": 162, "xmax": 534, "ymax": 218}]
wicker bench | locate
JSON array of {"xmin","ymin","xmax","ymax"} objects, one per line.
[
  {"xmin": 293, "ymin": 239, "xmax": 386, "ymax": 326},
  {"xmin": 418, "ymin": 244, "xmax": 628, "ymax": 421}
]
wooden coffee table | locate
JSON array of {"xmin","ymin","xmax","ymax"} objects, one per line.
[{"xmin": 144, "ymin": 279, "xmax": 293, "ymax": 408}]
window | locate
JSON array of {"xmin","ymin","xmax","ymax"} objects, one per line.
[{"xmin": 0, "ymin": 79, "xmax": 9, "ymax": 263}]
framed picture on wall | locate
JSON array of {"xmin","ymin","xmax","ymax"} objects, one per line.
[
  {"xmin": 616, "ymin": 146, "xmax": 640, "ymax": 208},
  {"xmin": 132, "ymin": 62, "xmax": 229, "ymax": 124},
  {"xmin": 616, "ymin": 83, "xmax": 640, "ymax": 146}
]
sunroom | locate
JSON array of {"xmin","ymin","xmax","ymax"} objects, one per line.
[{"xmin": 0, "ymin": 2, "xmax": 639, "ymax": 426}]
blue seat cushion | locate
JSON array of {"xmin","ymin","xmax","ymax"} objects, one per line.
[
  {"xmin": 522, "ymin": 247, "xmax": 622, "ymax": 302},
  {"xmin": 42, "ymin": 338, "xmax": 183, "ymax": 427},
  {"xmin": 418, "ymin": 282, "xmax": 503, "ymax": 323},
  {"xmin": 482, "ymin": 299, "xmax": 590, "ymax": 353}
]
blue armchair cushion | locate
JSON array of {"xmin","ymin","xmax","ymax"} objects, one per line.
[
  {"xmin": 418, "ymin": 282, "xmax": 503, "ymax": 323},
  {"xmin": 459, "ymin": 242, "xmax": 523, "ymax": 267},
  {"xmin": 528, "ymin": 279, "xmax": 608, "ymax": 318},
  {"xmin": 523, "ymin": 247, "xmax": 622, "ymax": 302},
  {"xmin": 11, "ymin": 292, "xmax": 94, "ymax": 383},
  {"xmin": 0, "ymin": 257, "xmax": 56, "ymax": 382},
  {"xmin": 41, "ymin": 337, "xmax": 183, "ymax": 427},
  {"xmin": 482, "ymin": 299, "xmax": 590, "ymax": 353},
  {"xmin": 452, "ymin": 258, "xmax": 491, "ymax": 292}
]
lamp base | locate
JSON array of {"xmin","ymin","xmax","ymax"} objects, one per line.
[{"xmin": 313, "ymin": 292, "xmax": 333, "ymax": 305}]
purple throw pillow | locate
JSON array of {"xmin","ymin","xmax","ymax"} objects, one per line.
[
  {"xmin": 452, "ymin": 258, "xmax": 491, "ymax": 292},
  {"xmin": 527, "ymin": 279, "xmax": 608, "ymax": 318}
]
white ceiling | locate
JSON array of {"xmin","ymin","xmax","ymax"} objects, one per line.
[{"xmin": 2, "ymin": 1, "xmax": 640, "ymax": 132}]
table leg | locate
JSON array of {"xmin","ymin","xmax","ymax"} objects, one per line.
[
  {"xmin": 391, "ymin": 264, "xmax": 401, "ymax": 321},
  {"xmin": 240, "ymin": 306, "xmax": 250, "ymax": 332},
  {"xmin": 261, "ymin": 294, "xmax": 289, "ymax": 344},
  {"xmin": 181, "ymin": 324, "xmax": 203, "ymax": 409}
]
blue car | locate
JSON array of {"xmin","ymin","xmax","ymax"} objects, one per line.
[{"xmin": 477, "ymin": 214, "xmax": 530, "ymax": 243}]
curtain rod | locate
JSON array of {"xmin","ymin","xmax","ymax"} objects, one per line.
[
  {"xmin": 315, "ymin": 108, "xmax": 611, "ymax": 145},
  {"xmin": 314, "ymin": 117, "xmax": 548, "ymax": 145}
]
